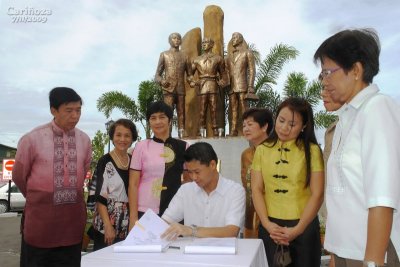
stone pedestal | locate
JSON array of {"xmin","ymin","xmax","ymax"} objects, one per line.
[{"xmin": 184, "ymin": 137, "xmax": 249, "ymax": 185}]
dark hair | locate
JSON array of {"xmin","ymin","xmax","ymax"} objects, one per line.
[
  {"xmin": 49, "ymin": 87, "xmax": 82, "ymax": 109},
  {"xmin": 108, "ymin": 119, "xmax": 138, "ymax": 144},
  {"xmin": 184, "ymin": 142, "xmax": 218, "ymax": 166},
  {"xmin": 314, "ymin": 28, "xmax": 380, "ymax": 84},
  {"xmin": 265, "ymin": 97, "xmax": 320, "ymax": 187},
  {"xmin": 242, "ymin": 108, "xmax": 274, "ymax": 135},
  {"xmin": 146, "ymin": 101, "xmax": 173, "ymax": 122}
]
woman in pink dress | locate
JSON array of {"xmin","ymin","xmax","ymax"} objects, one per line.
[{"xmin": 128, "ymin": 101, "xmax": 188, "ymax": 231}]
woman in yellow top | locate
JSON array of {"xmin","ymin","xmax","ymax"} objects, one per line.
[{"xmin": 252, "ymin": 97, "xmax": 324, "ymax": 267}]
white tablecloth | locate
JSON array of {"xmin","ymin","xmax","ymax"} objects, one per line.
[{"xmin": 82, "ymin": 238, "xmax": 268, "ymax": 267}]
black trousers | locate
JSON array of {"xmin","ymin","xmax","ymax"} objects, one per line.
[
  {"xmin": 259, "ymin": 216, "xmax": 321, "ymax": 267},
  {"xmin": 20, "ymin": 236, "xmax": 81, "ymax": 267}
]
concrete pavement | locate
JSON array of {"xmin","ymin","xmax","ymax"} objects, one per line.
[{"xmin": 0, "ymin": 213, "xmax": 21, "ymax": 267}]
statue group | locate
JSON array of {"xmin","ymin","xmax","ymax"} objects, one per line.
[{"xmin": 155, "ymin": 32, "xmax": 258, "ymax": 138}]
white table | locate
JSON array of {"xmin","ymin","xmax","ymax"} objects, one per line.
[{"xmin": 82, "ymin": 238, "xmax": 268, "ymax": 267}]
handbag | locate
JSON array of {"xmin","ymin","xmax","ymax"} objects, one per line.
[{"xmin": 273, "ymin": 244, "xmax": 292, "ymax": 267}]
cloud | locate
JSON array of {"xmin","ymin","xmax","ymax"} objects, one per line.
[{"xmin": 0, "ymin": 0, "xmax": 399, "ymax": 147}]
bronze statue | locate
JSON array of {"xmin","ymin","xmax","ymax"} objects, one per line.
[
  {"xmin": 189, "ymin": 38, "xmax": 225, "ymax": 137},
  {"xmin": 155, "ymin": 33, "xmax": 191, "ymax": 136},
  {"xmin": 226, "ymin": 32, "xmax": 257, "ymax": 136}
]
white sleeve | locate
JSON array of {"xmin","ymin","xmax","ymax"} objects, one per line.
[
  {"xmin": 224, "ymin": 183, "xmax": 246, "ymax": 227},
  {"xmin": 161, "ymin": 185, "xmax": 185, "ymax": 223},
  {"xmin": 361, "ymin": 95, "xmax": 400, "ymax": 209}
]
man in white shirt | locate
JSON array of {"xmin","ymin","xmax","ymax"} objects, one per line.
[{"xmin": 161, "ymin": 142, "xmax": 245, "ymax": 240}]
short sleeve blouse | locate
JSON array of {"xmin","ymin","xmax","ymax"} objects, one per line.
[{"xmin": 252, "ymin": 139, "xmax": 323, "ymax": 219}]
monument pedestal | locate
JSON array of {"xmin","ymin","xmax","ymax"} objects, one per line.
[{"xmin": 184, "ymin": 137, "xmax": 249, "ymax": 185}]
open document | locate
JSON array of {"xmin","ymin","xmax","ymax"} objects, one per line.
[
  {"xmin": 184, "ymin": 237, "xmax": 237, "ymax": 255},
  {"xmin": 114, "ymin": 209, "xmax": 171, "ymax": 253}
]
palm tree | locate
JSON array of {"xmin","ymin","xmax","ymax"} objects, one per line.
[
  {"xmin": 137, "ymin": 80, "xmax": 163, "ymax": 137},
  {"xmin": 282, "ymin": 72, "xmax": 337, "ymax": 128},
  {"xmin": 314, "ymin": 110, "xmax": 337, "ymax": 129},
  {"xmin": 96, "ymin": 80, "xmax": 163, "ymax": 139},
  {"xmin": 255, "ymin": 89, "xmax": 282, "ymax": 115},
  {"xmin": 250, "ymin": 43, "xmax": 299, "ymax": 113},
  {"xmin": 254, "ymin": 43, "xmax": 299, "ymax": 93},
  {"xmin": 283, "ymin": 72, "xmax": 320, "ymax": 106},
  {"xmin": 90, "ymin": 130, "xmax": 109, "ymax": 171},
  {"xmin": 251, "ymin": 44, "xmax": 336, "ymax": 128},
  {"xmin": 97, "ymin": 90, "xmax": 140, "ymax": 125},
  {"xmin": 248, "ymin": 43, "xmax": 261, "ymax": 66}
]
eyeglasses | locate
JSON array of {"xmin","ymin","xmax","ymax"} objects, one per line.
[{"xmin": 318, "ymin": 67, "xmax": 342, "ymax": 81}]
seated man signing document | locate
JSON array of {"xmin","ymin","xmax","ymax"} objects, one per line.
[{"xmin": 161, "ymin": 142, "xmax": 245, "ymax": 240}]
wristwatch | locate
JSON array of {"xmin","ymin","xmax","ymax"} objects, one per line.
[
  {"xmin": 190, "ymin": 224, "xmax": 198, "ymax": 238},
  {"xmin": 363, "ymin": 261, "xmax": 386, "ymax": 267}
]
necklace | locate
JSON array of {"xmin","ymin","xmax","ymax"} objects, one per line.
[{"xmin": 112, "ymin": 150, "xmax": 129, "ymax": 169}]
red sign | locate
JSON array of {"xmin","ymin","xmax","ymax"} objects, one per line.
[
  {"xmin": 2, "ymin": 159, "xmax": 15, "ymax": 180},
  {"xmin": 4, "ymin": 160, "xmax": 14, "ymax": 171}
]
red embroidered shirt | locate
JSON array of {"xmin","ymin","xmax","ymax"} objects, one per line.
[{"xmin": 13, "ymin": 120, "xmax": 92, "ymax": 248}]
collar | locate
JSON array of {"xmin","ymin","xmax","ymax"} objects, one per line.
[
  {"xmin": 277, "ymin": 139, "xmax": 297, "ymax": 148},
  {"xmin": 214, "ymin": 175, "xmax": 227, "ymax": 195},
  {"xmin": 51, "ymin": 120, "xmax": 74, "ymax": 135},
  {"xmin": 194, "ymin": 174, "xmax": 227, "ymax": 196},
  {"xmin": 336, "ymin": 103, "xmax": 349, "ymax": 117},
  {"xmin": 152, "ymin": 136, "xmax": 172, "ymax": 144},
  {"xmin": 348, "ymin": 83, "xmax": 379, "ymax": 110}
]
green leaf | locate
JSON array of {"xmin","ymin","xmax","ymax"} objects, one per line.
[
  {"xmin": 314, "ymin": 110, "xmax": 338, "ymax": 129},
  {"xmin": 96, "ymin": 91, "xmax": 139, "ymax": 121},
  {"xmin": 283, "ymin": 72, "xmax": 321, "ymax": 107},
  {"xmin": 138, "ymin": 80, "xmax": 163, "ymax": 138},
  {"xmin": 90, "ymin": 130, "xmax": 109, "ymax": 170},
  {"xmin": 255, "ymin": 43, "xmax": 298, "ymax": 92}
]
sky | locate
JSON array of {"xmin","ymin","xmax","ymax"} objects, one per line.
[{"xmin": 1, "ymin": 0, "xmax": 399, "ymax": 148}]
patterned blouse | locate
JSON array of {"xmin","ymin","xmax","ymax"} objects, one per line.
[
  {"xmin": 92, "ymin": 153, "xmax": 130, "ymax": 240},
  {"xmin": 130, "ymin": 137, "xmax": 187, "ymax": 216}
]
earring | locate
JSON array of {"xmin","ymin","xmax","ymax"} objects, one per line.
[{"xmin": 355, "ymin": 76, "xmax": 358, "ymax": 81}]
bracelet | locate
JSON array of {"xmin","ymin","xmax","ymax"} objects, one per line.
[{"xmin": 190, "ymin": 224, "xmax": 198, "ymax": 238}]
